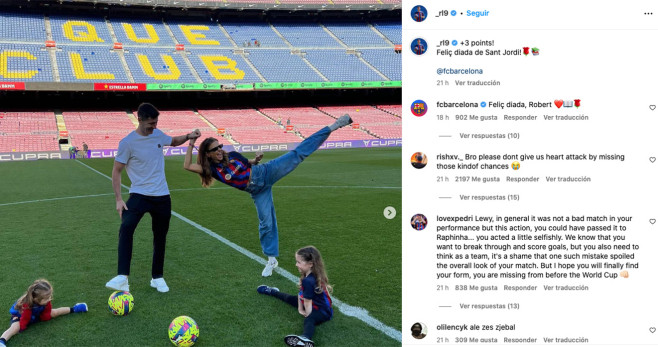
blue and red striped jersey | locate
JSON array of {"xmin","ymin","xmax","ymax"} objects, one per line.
[
  {"xmin": 299, "ymin": 274, "xmax": 333, "ymax": 318},
  {"xmin": 210, "ymin": 152, "xmax": 252, "ymax": 190}
]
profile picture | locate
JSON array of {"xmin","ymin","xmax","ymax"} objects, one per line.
[
  {"xmin": 410, "ymin": 152, "xmax": 427, "ymax": 169},
  {"xmin": 410, "ymin": 38, "xmax": 427, "ymax": 55},
  {"xmin": 411, "ymin": 322, "xmax": 427, "ymax": 339},
  {"xmin": 410, "ymin": 100, "xmax": 427, "ymax": 117},
  {"xmin": 410, "ymin": 214, "xmax": 428, "ymax": 231},
  {"xmin": 411, "ymin": 5, "xmax": 427, "ymax": 22}
]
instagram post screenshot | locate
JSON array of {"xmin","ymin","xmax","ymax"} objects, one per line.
[{"xmin": 403, "ymin": 1, "xmax": 656, "ymax": 346}]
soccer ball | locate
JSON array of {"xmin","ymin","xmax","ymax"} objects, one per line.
[
  {"xmin": 108, "ymin": 291, "xmax": 134, "ymax": 316},
  {"xmin": 168, "ymin": 316, "xmax": 199, "ymax": 346}
]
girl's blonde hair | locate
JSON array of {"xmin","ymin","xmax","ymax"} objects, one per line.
[
  {"xmin": 297, "ymin": 246, "xmax": 332, "ymax": 294},
  {"xmin": 14, "ymin": 279, "xmax": 53, "ymax": 312}
]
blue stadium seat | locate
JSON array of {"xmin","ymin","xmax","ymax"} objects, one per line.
[
  {"xmin": 0, "ymin": 12, "xmax": 46, "ymax": 42},
  {"xmin": 50, "ymin": 15, "xmax": 113, "ymax": 45},
  {"xmin": 0, "ymin": 12, "xmax": 400, "ymax": 85},
  {"xmin": 186, "ymin": 49, "xmax": 262, "ymax": 84},
  {"xmin": 304, "ymin": 50, "xmax": 384, "ymax": 81},
  {"xmin": 222, "ymin": 20, "xmax": 288, "ymax": 48},
  {"xmin": 0, "ymin": 43, "xmax": 54, "ymax": 82},
  {"xmin": 359, "ymin": 49, "xmax": 400, "ymax": 80},
  {"xmin": 322, "ymin": 21, "xmax": 390, "ymax": 47},
  {"xmin": 271, "ymin": 21, "xmax": 341, "ymax": 48},
  {"xmin": 124, "ymin": 48, "xmax": 199, "ymax": 83},
  {"xmin": 371, "ymin": 20, "xmax": 401, "ymax": 45},
  {"xmin": 246, "ymin": 50, "xmax": 324, "ymax": 82},
  {"xmin": 56, "ymin": 46, "xmax": 130, "ymax": 83},
  {"xmin": 168, "ymin": 20, "xmax": 234, "ymax": 48},
  {"xmin": 111, "ymin": 19, "xmax": 176, "ymax": 47}
]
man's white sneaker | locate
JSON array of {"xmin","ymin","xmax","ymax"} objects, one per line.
[
  {"xmin": 262, "ymin": 258, "xmax": 278, "ymax": 277},
  {"xmin": 150, "ymin": 278, "xmax": 169, "ymax": 293},
  {"xmin": 106, "ymin": 275, "xmax": 129, "ymax": 292}
]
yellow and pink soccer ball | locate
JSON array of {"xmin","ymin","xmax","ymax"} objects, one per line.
[
  {"xmin": 168, "ymin": 316, "xmax": 199, "ymax": 346},
  {"xmin": 108, "ymin": 291, "xmax": 134, "ymax": 316}
]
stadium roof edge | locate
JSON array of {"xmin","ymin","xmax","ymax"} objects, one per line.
[{"xmin": 39, "ymin": 0, "xmax": 400, "ymax": 12}]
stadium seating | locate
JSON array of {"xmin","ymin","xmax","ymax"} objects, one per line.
[
  {"xmin": 359, "ymin": 49, "xmax": 401, "ymax": 80},
  {"xmin": 371, "ymin": 20, "xmax": 401, "ymax": 45},
  {"xmin": 377, "ymin": 104, "xmax": 402, "ymax": 116},
  {"xmin": 186, "ymin": 49, "xmax": 263, "ymax": 84},
  {"xmin": 360, "ymin": 124, "xmax": 401, "ymax": 138},
  {"xmin": 62, "ymin": 111, "xmax": 134, "ymax": 131},
  {"xmin": 1, "ymin": 105, "xmax": 401, "ymax": 153},
  {"xmin": 56, "ymin": 46, "xmax": 130, "ymax": 83},
  {"xmin": 322, "ymin": 21, "xmax": 391, "ymax": 47},
  {"xmin": 317, "ymin": 105, "xmax": 399, "ymax": 138},
  {"xmin": 0, "ymin": 112, "xmax": 58, "ymax": 133},
  {"xmin": 112, "ymin": 19, "xmax": 176, "ymax": 47},
  {"xmin": 0, "ymin": 12, "xmax": 401, "ymax": 84},
  {"xmin": 222, "ymin": 20, "xmax": 288, "ymax": 48},
  {"xmin": 304, "ymin": 50, "xmax": 384, "ymax": 81},
  {"xmin": 124, "ymin": 48, "xmax": 199, "ymax": 83},
  {"xmin": 140, "ymin": 110, "xmax": 219, "ymax": 148},
  {"xmin": 69, "ymin": 133, "xmax": 128, "ymax": 151},
  {"xmin": 271, "ymin": 21, "xmax": 342, "ymax": 48},
  {"xmin": 198, "ymin": 108, "xmax": 301, "ymax": 144},
  {"xmin": 318, "ymin": 105, "xmax": 399, "ymax": 123},
  {"xmin": 0, "ymin": 111, "xmax": 59, "ymax": 152},
  {"xmin": 258, "ymin": 107, "xmax": 334, "ymax": 126},
  {"xmin": 0, "ymin": 134, "xmax": 60, "ymax": 152},
  {"xmin": 168, "ymin": 20, "xmax": 235, "ymax": 48},
  {"xmin": 62, "ymin": 111, "xmax": 134, "ymax": 150},
  {"xmin": 147, "ymin": 110, "xmax": 210, "ymax": 132},
  {"xmin": 0, "ymin": 43, "xmax": 54, "ymax": 82},
  {"xmin": 0, "ymin": 12, "xmax": 45, "ymax": 42},
  {"xmin": 50, "ymin": 15, "xmax": 114, "ymax": 45},
  {"xmin": 325, "ymin": 127, "xmax": 375, "ymax": 140},
  {"xmin": 257, "ymin": 106, "xmax": 381, "ymax": 140},
  {"xmin": 246, "ymin": 50, "xmax": 324, "ymax": 82}
]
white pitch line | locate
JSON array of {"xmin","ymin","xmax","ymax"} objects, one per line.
[
  {"xmin": 171, "ymin": 185, "xmax": 400, "ymax": 192},
  {"xmin": 0, "ymin": 193, "xmax": 114, "ymax": 207},
  {"xmin": 0, "ymin": 186, "xmax": 399, "ymax": 208},
  {"xmin": 74, "ymin": 160, "xmax": 402, "ymax": 342}
]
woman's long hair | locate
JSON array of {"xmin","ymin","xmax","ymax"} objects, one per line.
[
  {"xmin": 297, "ymin": 246, "xmax": 333, "ymax": 294},
  {"xmin": 197, "ymin": 137, "xmax": 223, "ymax": 187}
]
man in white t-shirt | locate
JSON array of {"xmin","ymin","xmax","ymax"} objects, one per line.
[{"xmin": 105, "ymin": 103, "xmax": 200, "ymax": 293}]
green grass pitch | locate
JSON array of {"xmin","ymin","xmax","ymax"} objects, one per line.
[{"xmin": 0, "ymin": 147, "xmax": 401, "ymax": 346}]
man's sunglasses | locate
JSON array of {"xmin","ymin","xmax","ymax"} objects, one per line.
[{"xmin": 208, "ymin": 144, "xmax": 223, "ymax": 152}]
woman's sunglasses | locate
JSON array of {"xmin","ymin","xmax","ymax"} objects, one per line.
[{"xmin": 208, "ymin": 144, "xmax": 223, "ymax": 152}]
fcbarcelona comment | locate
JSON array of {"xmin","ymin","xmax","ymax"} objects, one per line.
[{"xmin": 402, "ymin": 1, "xmax": 657, "ymax": 346}]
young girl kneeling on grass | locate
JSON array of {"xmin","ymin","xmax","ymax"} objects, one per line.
[
  {"xmin": 0, "ymin": 279, "xmax": 87, "ymax": 346},
  {"xmin": 257, "ymin": 246, "xmax": 333, "ymax": 347}
]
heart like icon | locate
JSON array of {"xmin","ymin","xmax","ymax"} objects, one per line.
[
  {"xmin": 554, "ymin": 99, "xmax": 564, "ymax": 108},
  {"xmin": 650, "ymin": 327, "xmax": 656, "ymax": 333},
  {"xmin": 650, "ymin": 105, "xmax": 656, "ymax": 111},
  {"xmin": 650, "ymin": 219, "xmax": 656, "ymax": 225},
  {"xmin": 651, "ymin": 157, "xmax": 656, "ymax": 163}
]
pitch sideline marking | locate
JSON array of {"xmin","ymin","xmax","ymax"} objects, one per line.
[
  {"xmin": 0, "ymin": 193, "xmax": 115, "ymax": 207},
  {"xmin": 74, "ymin": 160, "xmax": 403, "ymax": 342},
  {"xmin": 0, "ymin": 185, "xmax": 399, "ymax": 207}
]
